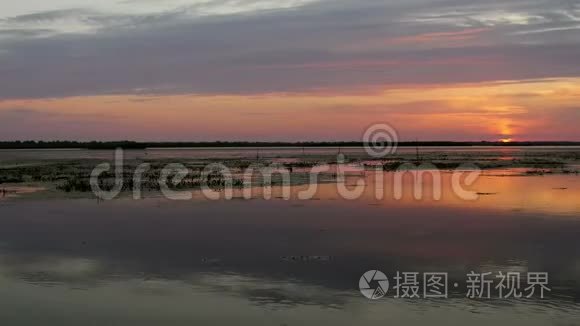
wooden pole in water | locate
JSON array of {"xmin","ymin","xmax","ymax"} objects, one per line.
[{"xmin": 415, "ymin": 139, "xmax": 420, "ymax": 162}]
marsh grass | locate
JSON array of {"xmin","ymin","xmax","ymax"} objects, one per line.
[{"xmin": 0, "ymin": 149, "xmax": 578, "ymax": 197}]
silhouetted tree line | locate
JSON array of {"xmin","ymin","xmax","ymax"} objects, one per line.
[{"xmin": 0, "ymin": 140, "xmax": 578, "ymax": 149}]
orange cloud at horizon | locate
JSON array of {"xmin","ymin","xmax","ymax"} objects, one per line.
[{"xmin": 0, "ymin": 78, "xmax": 578, "ymax": 141}]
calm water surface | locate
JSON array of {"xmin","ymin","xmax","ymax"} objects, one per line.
[
  {"xmin": 1, "ymin": 146, "xmax": 580, "ymax": 161},
  {"xmin": 0, "ymin": 148, "xmax": 579, "ymax": 325}
]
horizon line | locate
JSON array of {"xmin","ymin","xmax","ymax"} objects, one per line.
[{"xmin": 1, "ymin": 140, "xmax": 580, "ymax": 150}]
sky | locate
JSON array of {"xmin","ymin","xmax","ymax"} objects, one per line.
[{"xmin": 0, "ymin": 0, "xmax": 579, "ymax": 141}]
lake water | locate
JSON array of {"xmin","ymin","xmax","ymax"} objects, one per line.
[
  {"xmin": 0, "ymin": 147, "xmax": 579, "ymax": 325},
  {"xmin": 1, "ymin": 146, "xmax": 580, "ymax": 161}
]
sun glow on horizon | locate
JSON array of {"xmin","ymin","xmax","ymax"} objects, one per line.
[{"xmin": 0, "ymin": 78, "xmax": 578, "ymax": 141}]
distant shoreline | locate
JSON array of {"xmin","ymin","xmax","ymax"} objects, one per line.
[{"xmin": 1, "ymin": 141, "xmax": 579, "ymax": 150}]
